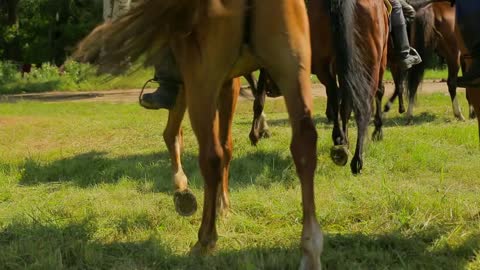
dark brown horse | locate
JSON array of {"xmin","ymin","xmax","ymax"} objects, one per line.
[
  {"xmin": 75, "ymin": 0, "xmax": 327, "ymax": 267},
  {"xmin": 250, "ymin": 0, "xmax": 389, "ymax": 174},
  {"xmin": 384, "ymin": 3, "xmax": 476, "ymax": 123},
  {"xmin": 456, "ymin": 23, "xmax": 480, "ymax": 142}
]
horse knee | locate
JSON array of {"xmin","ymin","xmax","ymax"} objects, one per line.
[
  {"xmin": 199, "ymin": 145, "xmax": 224, "ymax": 180},
  {"xmin": 291, "ymin": 116, "xmax": 318, "ymax": 163},
  {"xmin": 163, "ymin": 131, "xmax": 175, "ymax": 146},
  {"xmin": 222, "ymin": 143, "xmax": 232, "ymax": 164}
]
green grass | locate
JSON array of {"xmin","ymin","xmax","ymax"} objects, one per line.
[{"xmin": 0, "ymin": 93, "xmax": 479, "ymax": 269}]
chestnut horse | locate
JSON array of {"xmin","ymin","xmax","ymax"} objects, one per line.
[
  {"xmin": 75, "ymin": 0, "xmax": 327, "ymax": 267},
  {"xmin": 161, "ymin": 72, "xmax": 268, "ymax": 217},
  {"xmin": 384, "ymin": 3, "xmax": 476, "ymax": 123}
]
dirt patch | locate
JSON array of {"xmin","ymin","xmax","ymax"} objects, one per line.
[{"xmin": 0, "ymin": 80, "xmax": 451, "ymax": 104}]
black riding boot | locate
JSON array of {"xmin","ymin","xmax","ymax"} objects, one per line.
[
  {"xmin": 456, "ymin": 7, "xmax": 480, "ymax": 88},
  {"xmin": 392, "ymin": 25, "xmax": 422, "ymax": 71},
  {"xmin": 140, "ymin": 50, "xmax": 182, "ymax": 110}
]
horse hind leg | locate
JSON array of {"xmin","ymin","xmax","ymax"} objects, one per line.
[
  {"xmin": 384, "ymin": 66, "xmax": 406, "ymax": 114},
  {"xmin": 163, "ymin": 89, "xmax": 198, "ymax": 217},
  {"xmin": 373, "ymin": 81, "xmax": 385, "ymax": 141},
  {"xmin": 467, "ymin": 88, "xmax": 480, "ymax": 143},
  {"xmin": 249, "ymin": 71, "xmax": 270, "ymax": 145},
  {"xmin": 322, "ymin": 72, "xmax": 349, "ymax": 167},
  {"xmin": 216, "ymin": 78, "xmax": 240, "ymax": 216},
  {"xmin": 447, "ymin": 60, "xmax": 465, "ymax": 121},
  {"xmin": 186, "ymin": 79, "xmax": 226, "ymax": 255},
  {"xmin": 253, "ymin": 1, "xmax": 322, "ymax": 268}
]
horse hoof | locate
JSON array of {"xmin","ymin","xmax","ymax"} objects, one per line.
[
  {"xmin": 190, "ymin": 241, "xmax": 216, "ymax": 256},
  {"xmin": 249, "ymin": 132, "xmax": 259, "ymax": 146},
  {"xmin": 330, "ymin": 146, "xmax": 349, "ymax": 166},
  {"xmin": 260, "ymin": 129, "xmax": 271, "ymax": 139},
  {"xmin": 350, "ymin": 159, "xmax": 363, "ymax": 175},
  {"xmin": 399, "ymin": 107, "xmax": 406, "ymax": 114},
  {"xmin": 406, "ymin": 117, "xmax": 414, "ymax": 126},
  {"xmin": 470, "ymin": 111, "xmax": 477, "ymax": 120},
  {"xmin": 383, "ymin": 104, "xmax": 391, "ymax": 113},
  {"xmin": 174, "ymin": 189, "xmax": 197, "ymax": 217},
  {"xmin": 372, "ymin": 130, "xmax": 383, "ymax": 142}
]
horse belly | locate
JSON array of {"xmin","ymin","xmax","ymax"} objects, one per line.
[{"xmin": 229, "ymin": 45, "xmax": 260, "ymax": 78}]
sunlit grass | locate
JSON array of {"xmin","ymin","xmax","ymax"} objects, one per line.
[{"xmin": 0, "ymin": 93, "xmax": 479, "ymax": 269}]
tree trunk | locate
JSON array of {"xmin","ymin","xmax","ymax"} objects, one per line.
[{"xmin": 5, "ymin": 0, "xmax": 20, "ymax": 61}]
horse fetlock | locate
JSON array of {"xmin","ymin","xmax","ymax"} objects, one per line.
[
  {"xmin": 299, "ymin": 225, "xmax": 323, "ymax": 270},
  {"xmin": 190, "ymin": 240, "xmax": 217, "ymax": 256},
  {"xmin": 383, "ymin": 101, "xmax": 392, "ymax": 113},
  {"xmin": 470, "ymin": 107, "xmax": 477, "ymax": 119},
  {"xmin": 216, "ymin": 193, "xmax": 230, "ymax": 217},
  {"xmin": 173, "ymin": 171, "xmax": 189, "ymax": 191},
  {"xmin": 259, "ymin": 128, "xmax": 271, "ymax": 139},
  {"xmin": 456, "ymin": 113, "xmax": 466, "ymax": 121}
]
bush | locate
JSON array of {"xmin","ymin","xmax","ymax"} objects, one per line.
[
  {"xmin": 0, "ymin": 60, "xmax": 154, "ymax": 94},
  {"xmin": 0, "ymin": 61, "xmax": 19, "ymax": 84}
]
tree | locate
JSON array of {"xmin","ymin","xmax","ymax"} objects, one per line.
[
  {"xmin": 0, "ymin": 0, "xmax": 20, "ymax": 60},
  {"xmin": 1, "ymin": 0, "xmax": 103, "ymax": 64}
]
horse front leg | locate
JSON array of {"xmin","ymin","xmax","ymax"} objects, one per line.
[
  {"xmin": 467, "ymin": 88, "xmax": 480, "ymax": 143},
  {"xmin": 163, "ymin": 88, "xmax": 198, "ymax": 217},
  {"xmin": 447, "ymin": 60, "xmax": 465, "ymax": 121},
  {"xmin": 187, "ymin": 81, "xmax": 225, "ymax": 255},
  {"xmin": 254, "ymin": 0, "xmax": 323, "ymax": 267}
]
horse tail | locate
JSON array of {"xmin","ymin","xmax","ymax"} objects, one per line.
[
  {"xmin": 74, "ymin": 0, "xmax": 219, "ymax": 73},
  {"xmin": 407, "ymin": 5, "xmax": 436, "ymax": 103},
  {"xmin": 329, "ymin": 0, "xmax": 372, "ymax": 123}
]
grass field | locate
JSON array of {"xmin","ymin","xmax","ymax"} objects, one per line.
[{"xmin": 0, "ymin": 93, "xmax": 479, "ymax": 269}]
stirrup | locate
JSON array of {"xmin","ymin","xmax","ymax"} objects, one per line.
[{"xmin": 138, "ymin": 78, "xmax": 157, "ymax": 105}]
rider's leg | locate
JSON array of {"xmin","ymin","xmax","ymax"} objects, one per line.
[
  {"xmin": 456, "ymin": 0, "xmax": 480, "ymax": 88},
  {"xmin": 140, "ymin": 49, "xmax": 182, "ymax": 110},
  {"xmin": 399, "ymin": 0, "xmax": 415, "ymax": 23},
  {"xmin": 390, "ymin": 0, "xmax": 422, "ymax": 71}
]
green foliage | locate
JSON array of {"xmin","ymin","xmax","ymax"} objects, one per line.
[
  {"xmin": 0, "ymin": 61, "xmax": 18, "ymax": 83},
  {"xmin": 0, "ymin": 60, "xmax": 155, "ymax": 94},
  {"xmin": 0, "ymin": 95, "xmax": 479, "ymax": 269},
  {"xmin": 0, "ymin": 0, "xmax": 102, "ymax": 64}
]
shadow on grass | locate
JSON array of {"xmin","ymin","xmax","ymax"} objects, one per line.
[
  {"xmin": 238, "ymin": 111, "xmax": 438, "ymax": 133},
  {"xmin": 237, "ymin": 114, "xmax": 330, "ymax": 129},
  {"xmin": 19, "ymin": 150, "xmax": 297, "ymax": 191},
  {"xmin": 382, "ymin": 111, "xmax": 438, "ymax": 127},
  {"xmin": 0, "ymin": 220, "xmax": 478, "ymax": 269}
]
